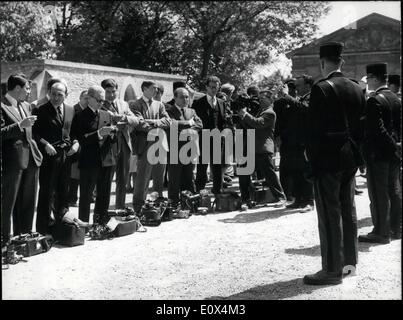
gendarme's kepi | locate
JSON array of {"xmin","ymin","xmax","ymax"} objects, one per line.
[
  {"xmin": 366, "ymin": 63, "xmax": 387, "ymax": 77},
  {"xmin": 319, "ymin": 41, "xmax": 344, "ymax": 59}
]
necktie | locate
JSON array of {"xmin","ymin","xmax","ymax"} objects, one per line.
[
  {"xmin": 17, "ymin": 102, "xmax": 25, "ymax": 119},
  {"xmin": 111, "ymin": 102, "xmax": 118, "ymax": 113},
  {"xmin": 181, "ymin": 108, "xmax": 185, "ymax": 119},
  {"xmin": 57, "ymin": 106, "xmax": 63, "ymax": 122}
]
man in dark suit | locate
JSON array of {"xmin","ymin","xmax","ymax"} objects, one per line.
[
  {"xmin": 1, "ymin": 74, "xmax": 43, "ymax": 244},
  {"xmin": 129, "ymin": 80, "xmax": 171, "ymax": 213},
  {"xmin": 192, "ymin": 75, "xmax": 229, "ymax": 194},
  {"xmin": 236, "ymin": 87, "xmax": 286, "ymax": 206},
  {"xmin": 303, "ymin": 42, "xmax": 366, "ymax": 285},
  {"xmin": 273, "ymin": 78, "xmax": 297, "ymax": 201},
  {"xmin": 165, "ymin": 87, "xmax": 203, "ymax": 205},
  {"xmin": 71, "ymin": 85, "xmax": 125, "ymax": 223},
  {"xmin": 30, "ymin": 77, "xmax": 67, "ymax": 112},
  {"xmin": 277, "ymin": 75, "xmax": 315, "ymax": 212},
  {"xmin": 101, "ymin": 79, "xmax": 140, "ymax": 209},
  {"xmin": 358, "ymin": 63, "xmax": 401, "ymax": 243},
  {"xmin": 66, "ymin": 90, "xmax": 89, "ymax": 206},
  {"xmin": 32, "ymin": 81, "xmax": 78, "ymax": 235}
]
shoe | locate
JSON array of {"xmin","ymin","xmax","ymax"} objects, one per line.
[
  {"xmin": 358, "ymin": 233, "xmax": 390, "ymax": 244},
  {"xmin": 390, "ymin": 231, "xmax": 401, "ymax": 240},
  {"xmin": 303, "ymin": 270, "xmax": 342, "ymax": 285},
  {"xmin": 286, "ymin": 201, "xmax": 303, "ymax": 209},
  {"xmin": 355, "ymin": 188, "xmax": 363, "ymax": 195},
  {"xmin": 342, "ymin": 265, "xmax": 357, "ymax": 277},
  {"xmin": 299, "ymin": 204, "xmax": 314, "ymax": 213},
  {"xmin": 270, "ymin": 198, "xmax": 287, "ymax": 208}
]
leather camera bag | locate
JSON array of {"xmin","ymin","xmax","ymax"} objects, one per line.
[
  {"xmin": 11, "ymin": 232, "xmax": 53, "ymax": 257},
  {"xmin": 214, "ymin": 190, "xmax": 242, "ymax": 212},
  {"xmin": 54, "ymin": 223, "xmax": 85, "ymax": 247}
]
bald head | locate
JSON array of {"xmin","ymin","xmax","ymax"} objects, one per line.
[{"xmin": 174, "ymin": 87, "xmax": 190, "ymax": 108}]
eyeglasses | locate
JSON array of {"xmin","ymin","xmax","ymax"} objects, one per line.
[{"xmin": 90, "ymin": 96, "xmax": 104, "ymax": 104}]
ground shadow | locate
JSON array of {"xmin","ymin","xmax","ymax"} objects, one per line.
[
  {"xmin": 218, "ymin": 207, "xmax": 305, "ymax": 224},
  {"xmin": 205, "ymin": 277, "xmax": 335, "ymax": 300},
  {"xmin": 285, "ymin": 240, "xmax": 387, "ymax": 257}
]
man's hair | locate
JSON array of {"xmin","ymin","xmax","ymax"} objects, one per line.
[
  {"xmin": 141, "ymin": 80, "xmax": 156, "ymax": 92},
  {"xmin": 216, "ymin": 92, "xmax": 228, "ymax": 101},
  {"xmin": 101, "ymin": 78, "xmax": 118, "ymax": 90},
  {"xmin": 7, "ymin": 74, "xmax": 29, "ymax": 91},
  {"xmin": 297, "ymin": 74, "xmax": 314, "ymax": 87},
  {"xmin": 79, "ymin": 90, "xmax": 88, "ymax": 98},
  {"xmin": 173, "ymin": 81, "xmax": 186, "ymax": 92},
  {"xmin": 46, "ymin": 77, "xmax": 66, "ymax": 91},
  {"xmin": 246, "ymin": 85, "xmax": 259, "ymax": 96},
  {"xmin": 174, "ymin": 87, "xmax": 188, "ymax": 98},
  {"xmin": 205, "ymin": 75, "xmax": 221, "ymax": 87},
  {"xmin": 87, "ymin": 85, "xmax": 104, "ymax": 98},
  {"xmin": 50, "ymin": 82, "xmax": 68, "ymax": 94},
  {"xmin": 220, "ymin": 83, "xmax": 235, "ymax": 96},
  {"xmin": 156, "ymin": 82, "xmax": 164, "ymax": 94}
]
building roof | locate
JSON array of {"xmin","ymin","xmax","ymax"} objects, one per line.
[{"xmin": 287, "ymin": 13, "xmax": 401, "ymax": 58}]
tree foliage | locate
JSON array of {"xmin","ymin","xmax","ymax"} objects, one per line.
[
  {"xmin": 0, "ymin": 2, "xmax": 56, "ymax": 61},
  {"xmin": 2, "ymin": 1, "xmax": 330, "ymax": 91}
]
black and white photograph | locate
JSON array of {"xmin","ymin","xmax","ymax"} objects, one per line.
[{"xmin": 1, "ymin": 0, "xmax": 401, "ymax": 305}]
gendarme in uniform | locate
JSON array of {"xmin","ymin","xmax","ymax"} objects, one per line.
[{"xmin": 303, "ymin": 42, "xmax": 366, "ymax": 285}]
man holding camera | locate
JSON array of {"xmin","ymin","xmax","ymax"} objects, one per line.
[
  {"xmin": 236, "ymin": 86, "xmax": 286, "ymax": 206},
  {"xmin": 32, "ymin": 81, "xmax": 78, "ymax": 235},
  {"xmin": 165, "ymin": 87, "xmax": 203, "ymax": 206},
  {"xmin": 101, "ymin": 78, "xmax": 140, "ymax": 210},
  {"xmin": 71, "ymin": 85, "xmax": 125, "ymax": 224},
  {"xmin": 1, "ymin": 74, "xmax": 43, "ymax": 245}
]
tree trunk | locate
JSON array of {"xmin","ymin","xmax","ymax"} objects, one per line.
[{"xmin": 199, "ymin": 40, "xmax": 214, "ymax": 90}]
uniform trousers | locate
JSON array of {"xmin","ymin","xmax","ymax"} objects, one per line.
[
  {"xmin": 313, "ymin": 168, "xmax": 358, "ymax": 273},
  {"xmin": 366, "ymin": 155, "xmax": 402, "ymax": 237}
]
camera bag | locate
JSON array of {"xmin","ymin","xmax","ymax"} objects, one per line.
[
  {"xmin": 251, "ymin": 184, "xmax": 275, "ymax": 204},
  {"xmin": 140, "ymin": 203, "xmax": 163, "ymax": 227},
  {"xmin": 111, "ymin": 216, "xmax": 142, "ymax": 237},
  {"xmin": 11, "ymin": 232, "xmax": 53, "ymax": 257},
  {"xmin": 199, "ymin": 190, "xmax": 214, "ymax": 213},
  {"xmin": 213, "ymin": 190, "xmax": 242, "ymax": 212},
  {"xmin": 53, "ymin": 222, "xmax": 85, "ymax": 247}
]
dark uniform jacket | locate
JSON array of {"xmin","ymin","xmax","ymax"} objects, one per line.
[
  {"xmin": 307, "ymin": 71, "xmax": 366, "ymax": 174},
  {"xmin": 1, "ymin": 97, "xmax": 43, "ymax": 170},
  {"xmin": 364, "ymin": 86, "xmax": 401, "ymax": 161}
]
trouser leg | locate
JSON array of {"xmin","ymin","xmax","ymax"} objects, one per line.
[
  {"xmin": 313, "ymin": 172, "xmax": 344, "ymax": 274},
  {"xmin": 79, "ymin": 167, "xmax": 98, "ymax": 223},
  {"xmin": 339, "ymin": 168, "xmax": 358, "ymax": 267},
  {"xmin": 132, "ymin": 154, "xmax": 153, "ymax": 211},
  {"xmin": 257, "ymin": 153, "xmax": 286, "ymax": 200}
]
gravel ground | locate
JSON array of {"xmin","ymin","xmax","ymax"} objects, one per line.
[{"xmin": 2, "ymin": 174, "xmax": 401, "ymax": 300}]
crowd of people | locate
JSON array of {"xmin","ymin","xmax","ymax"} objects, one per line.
[{"xmin": 1, "ymin": 41, "xmax": 401, "ymax": 286}]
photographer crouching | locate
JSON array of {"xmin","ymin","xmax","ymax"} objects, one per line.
[{"xmin": 234, "ymin": 86, "xmax": 286, "ymax": 207}]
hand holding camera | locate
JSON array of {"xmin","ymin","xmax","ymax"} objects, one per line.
[
  {"xmin": 45, "ymin": 143, "xmax": 57, "ymax": 156},
  {"xmin": 98, "ymin": 125, "xmax": 117, "ymax": 137},
  {"xmin": 19, "ymin": 116, "xmax": 37, "ymax": 129}
]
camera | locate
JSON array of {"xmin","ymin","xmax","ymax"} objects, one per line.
[
  {"xmin": 180, "ymin": 190, "xmax": 201, "ymax": 213},
  {"xmin": 231, "ymin": 94, "xmax": 260, "ymax": 114}
]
